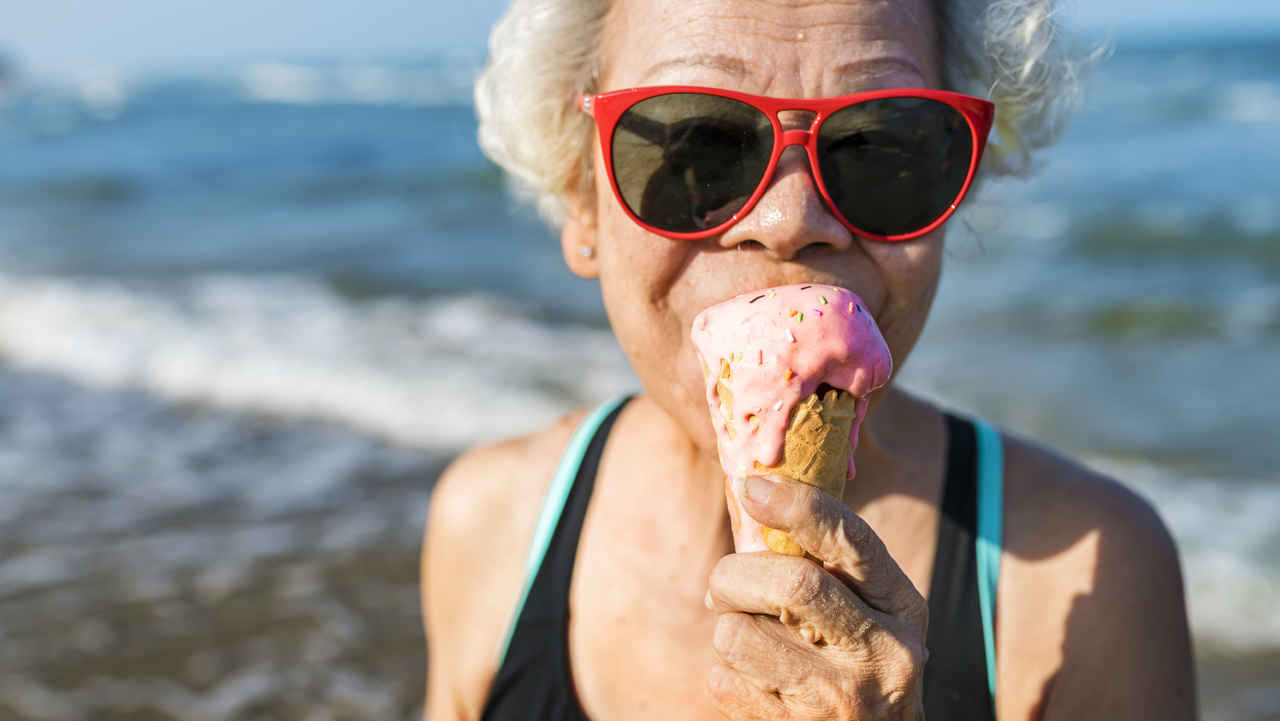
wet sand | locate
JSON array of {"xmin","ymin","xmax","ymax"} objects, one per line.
[
  {"xmin": 1199, "ymin": 646, "xmax": 1280, "ymax": 721},
  {"xmin": 0, "ymin": 473, "xmax": 436, "ymax": 721},
  {"xmin": 0, "ymin": 370, "xmax": 439, "ymax": 721}
]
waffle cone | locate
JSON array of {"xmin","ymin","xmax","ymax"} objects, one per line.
[
  {"xmin": 755, "ymin": 388, "xmax": 856, "ymax": 555},
  {"xmin": 715, "ymin": 359, "xmax": 857, "ymax": 556}
]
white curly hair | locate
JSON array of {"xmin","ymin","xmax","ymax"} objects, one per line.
[{"xmin": 474, "ymin": 0, "xmax": 1089, "ymax": 229}]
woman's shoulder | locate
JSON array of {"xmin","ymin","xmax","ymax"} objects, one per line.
[
  {"xmin": 420, "ymin": 406, "xmax": 596, "ymax": 718},
  {"xmin": 999, "ymin": 429, "xmax": 1181, "ymax": 578},
  {"xmin": 994, "ymin": 428, "xmax": 1195, "ymax": 719},
  {"xmin": 430, "ymin": 406, "xmax": 595, "ymax": 536},
  {"xmin": 424, "ymin": 404, "xmax": 598, "ymax": 591},
  {"xmin": 1000, "ymin": 429, "xmax": 1177, "ymax": 555}
]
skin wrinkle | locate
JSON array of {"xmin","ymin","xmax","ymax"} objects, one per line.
[
  {"xmin": 639, "ymin": 54, "xmax": 752, "ymax": 83},
  {"xmin": 641, "ymin": 54, "xmax": 927, "ymax": 94},
  {"xmin": 670, "ymin": 27, "xmax": 920, "ymax": 55},
  {"xmin": 647, "ymin": 4, "xmax": 921, "ymax": 37},
  {"xmin": 623, "ymin": 21, "xmax": 936, "ymax": 97},
  {"xmin": 829, "ymin": 58, "xmax": 928, "ymax": 86},
  {"xmin": 748, "ymin": 0, "xmax": 876, "ymax": 7},
  {"xmin": 718, "ymin": 614, "xmax": 809, "ymax": 687},
  {"xmin": 622, "ymin": 1, "xmax": 941, "ymax": 106},
  {"xmin": 662, "ymin": 0, "xmax": 931, "ymax": 38},
  {"xmin": 675, "ymin": 0, "xmax": 912, "ymax": 22},
  {"xmin": 685, "ymin": 16, "xmax": 908, "ymax": 31}
]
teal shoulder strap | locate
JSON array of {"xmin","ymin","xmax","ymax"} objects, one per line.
[
  {"xmin": 495, "ymin": 395, "xmax": 630, "ymax": 665},
  {"xmin": 973, "ymin": 418, "xmax": 1004, "ymax": 700}
]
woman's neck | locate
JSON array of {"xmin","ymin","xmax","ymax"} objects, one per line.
[{"xmin": 847, "ymin": 384, "xmax": 945, "ymax": 509}]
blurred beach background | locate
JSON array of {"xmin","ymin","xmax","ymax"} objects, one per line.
[{"xmin": 0, "ymin": 1, "xmax": 1277, "ymax": 719}]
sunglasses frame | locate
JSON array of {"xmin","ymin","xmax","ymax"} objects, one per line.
[{"xmin": 577, "ymin": 85, "xmax": 995, "ymax": 242}]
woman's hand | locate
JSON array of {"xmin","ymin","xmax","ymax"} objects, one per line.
[{"xmin": 706, "ymin": 475, "xmax": 929, "ymax": 721}]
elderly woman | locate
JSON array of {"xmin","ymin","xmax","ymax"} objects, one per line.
[{"xmin": 423, "ymin": 0, "xmax": 1197, "ymax": 719}]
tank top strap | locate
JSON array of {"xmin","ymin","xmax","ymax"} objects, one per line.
[
  {"xmin": 494, "ymin": 395, "xmax": 632, "ymax": 666},
  {"xmin": 973, "ymin": 417, "xmax": 1004, "ymax": 699},
  {"xmin": 923, "ymin": 412, "xmax": 1001, "ymax": 721}
]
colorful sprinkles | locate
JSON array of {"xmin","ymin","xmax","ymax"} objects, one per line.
[{"xmin": 709, "ymin": 287, "xmax": 876, "ymax": 427}]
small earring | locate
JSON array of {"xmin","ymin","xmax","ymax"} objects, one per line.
[{"xmin": 578, "ymin": 245, "xmax": 594, "ymax": 258}]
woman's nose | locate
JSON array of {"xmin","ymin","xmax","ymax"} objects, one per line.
[{"xmin": 716, "ymin": 146, "xmax": 854, "ymax": 260}]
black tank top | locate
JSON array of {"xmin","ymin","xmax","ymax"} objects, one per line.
[{"xmin": 479, "ymin": 399, "xmax": 997, "ymax": 721}]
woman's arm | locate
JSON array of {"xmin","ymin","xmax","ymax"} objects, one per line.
[
  {"xmin": 421, "ymin": 413, "xmax": 589, "ymax": 721},
  {"xmin": 422, "ymin": 450, "xmax": 498, "ymax": 721},
  {"xmin": 1038, "ymin": 481, "xmax": 1196, "ymax": 719},
  {"xmin": 999, "ymin": 438, "xmax": 1198, "ymax": 721}
]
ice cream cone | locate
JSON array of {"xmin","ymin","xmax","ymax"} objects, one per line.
[{"xmin": 691, "ymin": 284, "xmax": 893, "ymax": 556}]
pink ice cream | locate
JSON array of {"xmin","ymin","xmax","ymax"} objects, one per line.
[{"xmin": 690, "ymin": 284, "xmax": 893, "ymax": 552}]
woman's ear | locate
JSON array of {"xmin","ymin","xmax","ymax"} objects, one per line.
[{"xmin": 560, "ymin": 186, "xmax": 600, "ymax": 279}]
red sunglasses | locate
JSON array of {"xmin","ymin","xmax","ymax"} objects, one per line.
[{"xmin": 577, "ymin": 85, "xmax": 994, "ymax": 242}]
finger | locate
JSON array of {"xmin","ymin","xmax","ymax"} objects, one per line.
[
  {"xmin": 740, "ymin": 475, "xmax": 926, "ymax": 622},
  {"xmin": 712, "ymin": 611, "xmax": 821, "ymax": 688},
  {"xmin": 708, "ymin": 662, "xmax": 789, "ymax": 721},
  {"xmin": 709, "ymin": 552, "xmax": 880, "ymax": 648}
]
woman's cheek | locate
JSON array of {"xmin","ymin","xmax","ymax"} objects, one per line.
[{"xmin": 865, "ymin": 236, "xmax": 944, "ymax": 372}]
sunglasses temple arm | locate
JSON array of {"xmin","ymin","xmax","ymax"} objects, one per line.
[
  {"xmin": 616, "ymin": 113, "xmax": 671, "ymax": 145},
  {"xmin": 576, "ymin": 94, "xmax": 673, "ymax": 145}
]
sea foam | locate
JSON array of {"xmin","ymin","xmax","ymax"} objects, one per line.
[{"xmin": 0, "ymin": 272, "xmax": 636, "ymax": 450}]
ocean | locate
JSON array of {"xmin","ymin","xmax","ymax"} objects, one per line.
[{"xmin": 0, "ymin": 29, "xmax": 1277, "ymax": 720}]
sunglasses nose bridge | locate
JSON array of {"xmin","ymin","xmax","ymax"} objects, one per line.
[{"xmin": 779, "ymin": 128, "xmax": 812, "ymax": 148}]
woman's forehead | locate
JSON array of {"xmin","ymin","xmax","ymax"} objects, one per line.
[{"xmin": 601, "ymin": 0, "xmax": 939, "ymax": 94}]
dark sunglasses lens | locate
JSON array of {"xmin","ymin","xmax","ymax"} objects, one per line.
[
  {"xmin": 816, "ymin": 98, "xmax": 973, "ymax": 236},
  {"xmin": 611, "ymin": 93, "xmax": 774, "ymax": 233}
]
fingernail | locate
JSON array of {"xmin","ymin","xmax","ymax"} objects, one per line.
[
  {"xmin": 704, "ymin": 589, "xmax": 713, "ymax": 610},
  {"xmin": 745, "ymin": 476, "xmax": 775, "ymax": 504}
]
